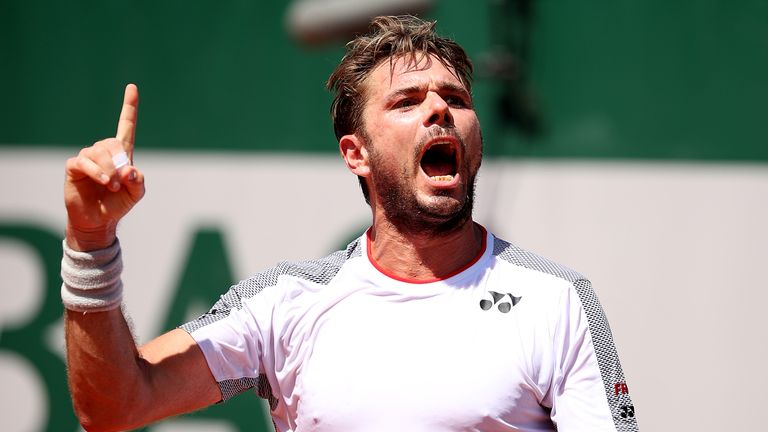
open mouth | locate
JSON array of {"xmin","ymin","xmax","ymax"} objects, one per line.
[{"xmin": 420, "ymin": 141, "xmax": 458, "ymax": 182}]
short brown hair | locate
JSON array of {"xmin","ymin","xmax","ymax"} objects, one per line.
[{"xmin": 326, "ymin": 15, "xmax": 474, "ymax": 141}]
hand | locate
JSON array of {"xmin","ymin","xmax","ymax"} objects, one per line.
[{"xmin": 64, "ymin": 84, "xmax": 146, "ymax": 251}]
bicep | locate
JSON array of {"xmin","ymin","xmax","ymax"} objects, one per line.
[{"xmin": 136, "ymin": 329, "xmax": 221, "ymax": 422}]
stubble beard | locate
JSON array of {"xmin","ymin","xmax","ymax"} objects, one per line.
[{"xmin": 364, "ymin": 128, "xmax": 479, "ymax": 237}]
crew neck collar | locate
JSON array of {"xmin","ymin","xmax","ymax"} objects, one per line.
[{"xmin": 364, "ymin": 224, "xmax": 489, "ymax": 284}]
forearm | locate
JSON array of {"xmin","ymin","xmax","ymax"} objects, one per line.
[
  {"xmin": 61, "ymin": 236, "xmax": 153, "ymax": 431},
  {"xmin": 65, "ymin": 314, "xmax": 221, "ymax": 432},
  {"xmin": 65, "ymin": 308, "xmax": 153, "ymax": 431},
  {"xmin": 60, "ymin": 236, "xmax": 219, "ymax": 430}
]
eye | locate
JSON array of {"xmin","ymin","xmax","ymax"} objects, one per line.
[
  {"xmin": 393, "ymin": 98, "xmax": 418, "ymax": 109},
  {"xmin": 444, "ymin": 94, "xmax": 469, "ymax": 108}
]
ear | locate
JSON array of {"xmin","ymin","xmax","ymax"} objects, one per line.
[{"xmin": 339, "ymin": 133, "xmax": 371, "ymax": 178}]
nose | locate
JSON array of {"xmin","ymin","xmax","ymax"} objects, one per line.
[{"xmin": 424, "ymin": 93, "xmax": 453, "ymax": 127}]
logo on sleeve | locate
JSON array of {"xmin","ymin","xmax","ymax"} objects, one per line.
[
  {"xmin": 619, "ymin": 404, "xmax": 635, "ymax": 419},
  {"xmin": 613, "ymin": 382, "xmax": 635, "ymax": 421},
  {"xmin": 479, "ymin": 291, "xmax": 522, "ymax": 313}
]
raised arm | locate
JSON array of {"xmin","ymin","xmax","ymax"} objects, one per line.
[{"xmin": 63, "ymin": 84, "xmax": 220, "ymax": 431}]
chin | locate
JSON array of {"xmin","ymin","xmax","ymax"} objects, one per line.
[
  {"xmin": 373, "ymin": 164, "xmax": 477, "ymax": 236},
  {"xmin": 408, "ymin": 194, "xmax": 474, "ymax": 235},
  {"xmin": 419, "ymin": 194, "xmax": 464, "ymax": 216}
]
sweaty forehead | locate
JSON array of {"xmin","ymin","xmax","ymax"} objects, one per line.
[{"xmin": 363, "ymin": 54, "xmax": 466, "ymax": 99}]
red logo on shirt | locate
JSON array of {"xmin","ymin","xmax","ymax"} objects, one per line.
[{"xmin": 614, "ymin": 382, "xmax": 629, "ymax": 395}]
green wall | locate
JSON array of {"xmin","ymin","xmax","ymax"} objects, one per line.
[{"xmin": 2, "ymin": 0, "xmax": 766, "ymax": 160}]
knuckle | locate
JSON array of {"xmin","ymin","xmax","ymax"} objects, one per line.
[
  {"xmin": 105, "ymin": 138, "xmax": 125, "ymax": 154},
  {"xmin": 65, "ymin": 157, "xmax": 79, "ymax": 173},
  {"xmin": 93, "ymin": 144, "xmax": 113, "ymax": 160},
  {"xmin": 94, "ymin": 138, "xmax": 116, "ymax": 151},
  {"xmin": 73, "ymin": 157, "xmax": 89, "ymax": 172}
]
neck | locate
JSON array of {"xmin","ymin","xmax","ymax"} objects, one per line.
[{"xmin": 367, "ymin": 218, "xmax": 484, "ymax": 282}]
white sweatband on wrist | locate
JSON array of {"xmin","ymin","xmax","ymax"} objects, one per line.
[{"xmin": 61, "ymin": 239, "xmax": 124, "ymax": 312}]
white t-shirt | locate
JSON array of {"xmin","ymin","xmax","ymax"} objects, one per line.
[{"xmin": 182, "ymin": 227, "xmax": 638, "ymax": 431}]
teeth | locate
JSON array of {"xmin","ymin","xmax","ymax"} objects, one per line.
[{"xmin": 430, "ymin": 175, "xmax": 454, "ymax": 182}]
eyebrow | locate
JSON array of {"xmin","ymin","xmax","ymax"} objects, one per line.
[{"xmin": 386, "ymin": 81, "xmax": 471, "ymax": 102}]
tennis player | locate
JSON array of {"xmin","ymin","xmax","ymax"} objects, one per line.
[{"xmin": 62, "ymin": 15, "xmax": 638, "ymax": 432}]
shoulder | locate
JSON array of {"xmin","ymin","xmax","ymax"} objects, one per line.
[
  {"xmin": 181, "ymin": 237, "xmax": 363, "ymax": 332},
  {"xmin": 490, "ymin": 235, "xmax": 587, "ymax": 285},
  {"xmin": 488, "ymin": 235, "xmax": 602, "ymax": 313},
  {"xmin": 256, "ymin": 237, "xmax": 363, "ymax": 290},
  {"xmin": 248, "ymin": 236, "xmax": 362, "ymax": 291},
  {"xmin": 490, "ymin": 235, "xmax": 611, "ymax": 341}
]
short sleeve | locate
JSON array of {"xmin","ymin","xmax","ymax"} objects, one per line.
[
  {"xmin": 548, "ymin": 280, "xmax": 639, "ymax": 431},
  {"xmin": 180, "ymin": 277, "xmax": 276, "ymax": 402}
]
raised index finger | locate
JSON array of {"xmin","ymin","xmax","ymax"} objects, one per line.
[{"xmin": 115, "ymin": 83, "xmax": 139, "ymax": 160}]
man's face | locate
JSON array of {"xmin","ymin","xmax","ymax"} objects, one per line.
[{"xmin": 359, "ymin": 54, "xmax": 483, "ymax": 235}]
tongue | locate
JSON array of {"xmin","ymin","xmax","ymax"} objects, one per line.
[{"xmin": 423, "ymin": 160, "xmax": 454, "ymax": 177}]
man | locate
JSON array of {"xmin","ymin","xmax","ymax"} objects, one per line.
[{"xmin": 62, "ymin": 15, "xmax": 638, "ymax": 432}]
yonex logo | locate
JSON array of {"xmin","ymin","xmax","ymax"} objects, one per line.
[
  {"xmin": 479, "ymin": 291, "xmax": 522, "ymax": 313},
  {"xmin": 619, "ymin": 404, "xmax": 635, "ymax": 419}
]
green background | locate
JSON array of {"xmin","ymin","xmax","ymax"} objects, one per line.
[{"xmin": 2, "ymin": 0, "xmax": 766, "ymax": 160}]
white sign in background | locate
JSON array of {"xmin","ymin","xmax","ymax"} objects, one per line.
[{"xmin": 1, "ymin": 148, "xmax": 767, "ymax": 431}]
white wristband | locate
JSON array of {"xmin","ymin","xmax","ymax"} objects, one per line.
[{"xmin": 61, "ymin": 239, "xmax": 124, "ymax": 312}]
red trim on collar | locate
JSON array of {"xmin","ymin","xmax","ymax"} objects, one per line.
[{"xmin": 366, "ymin": 224, "xmax": 487, "ymax": 284}]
